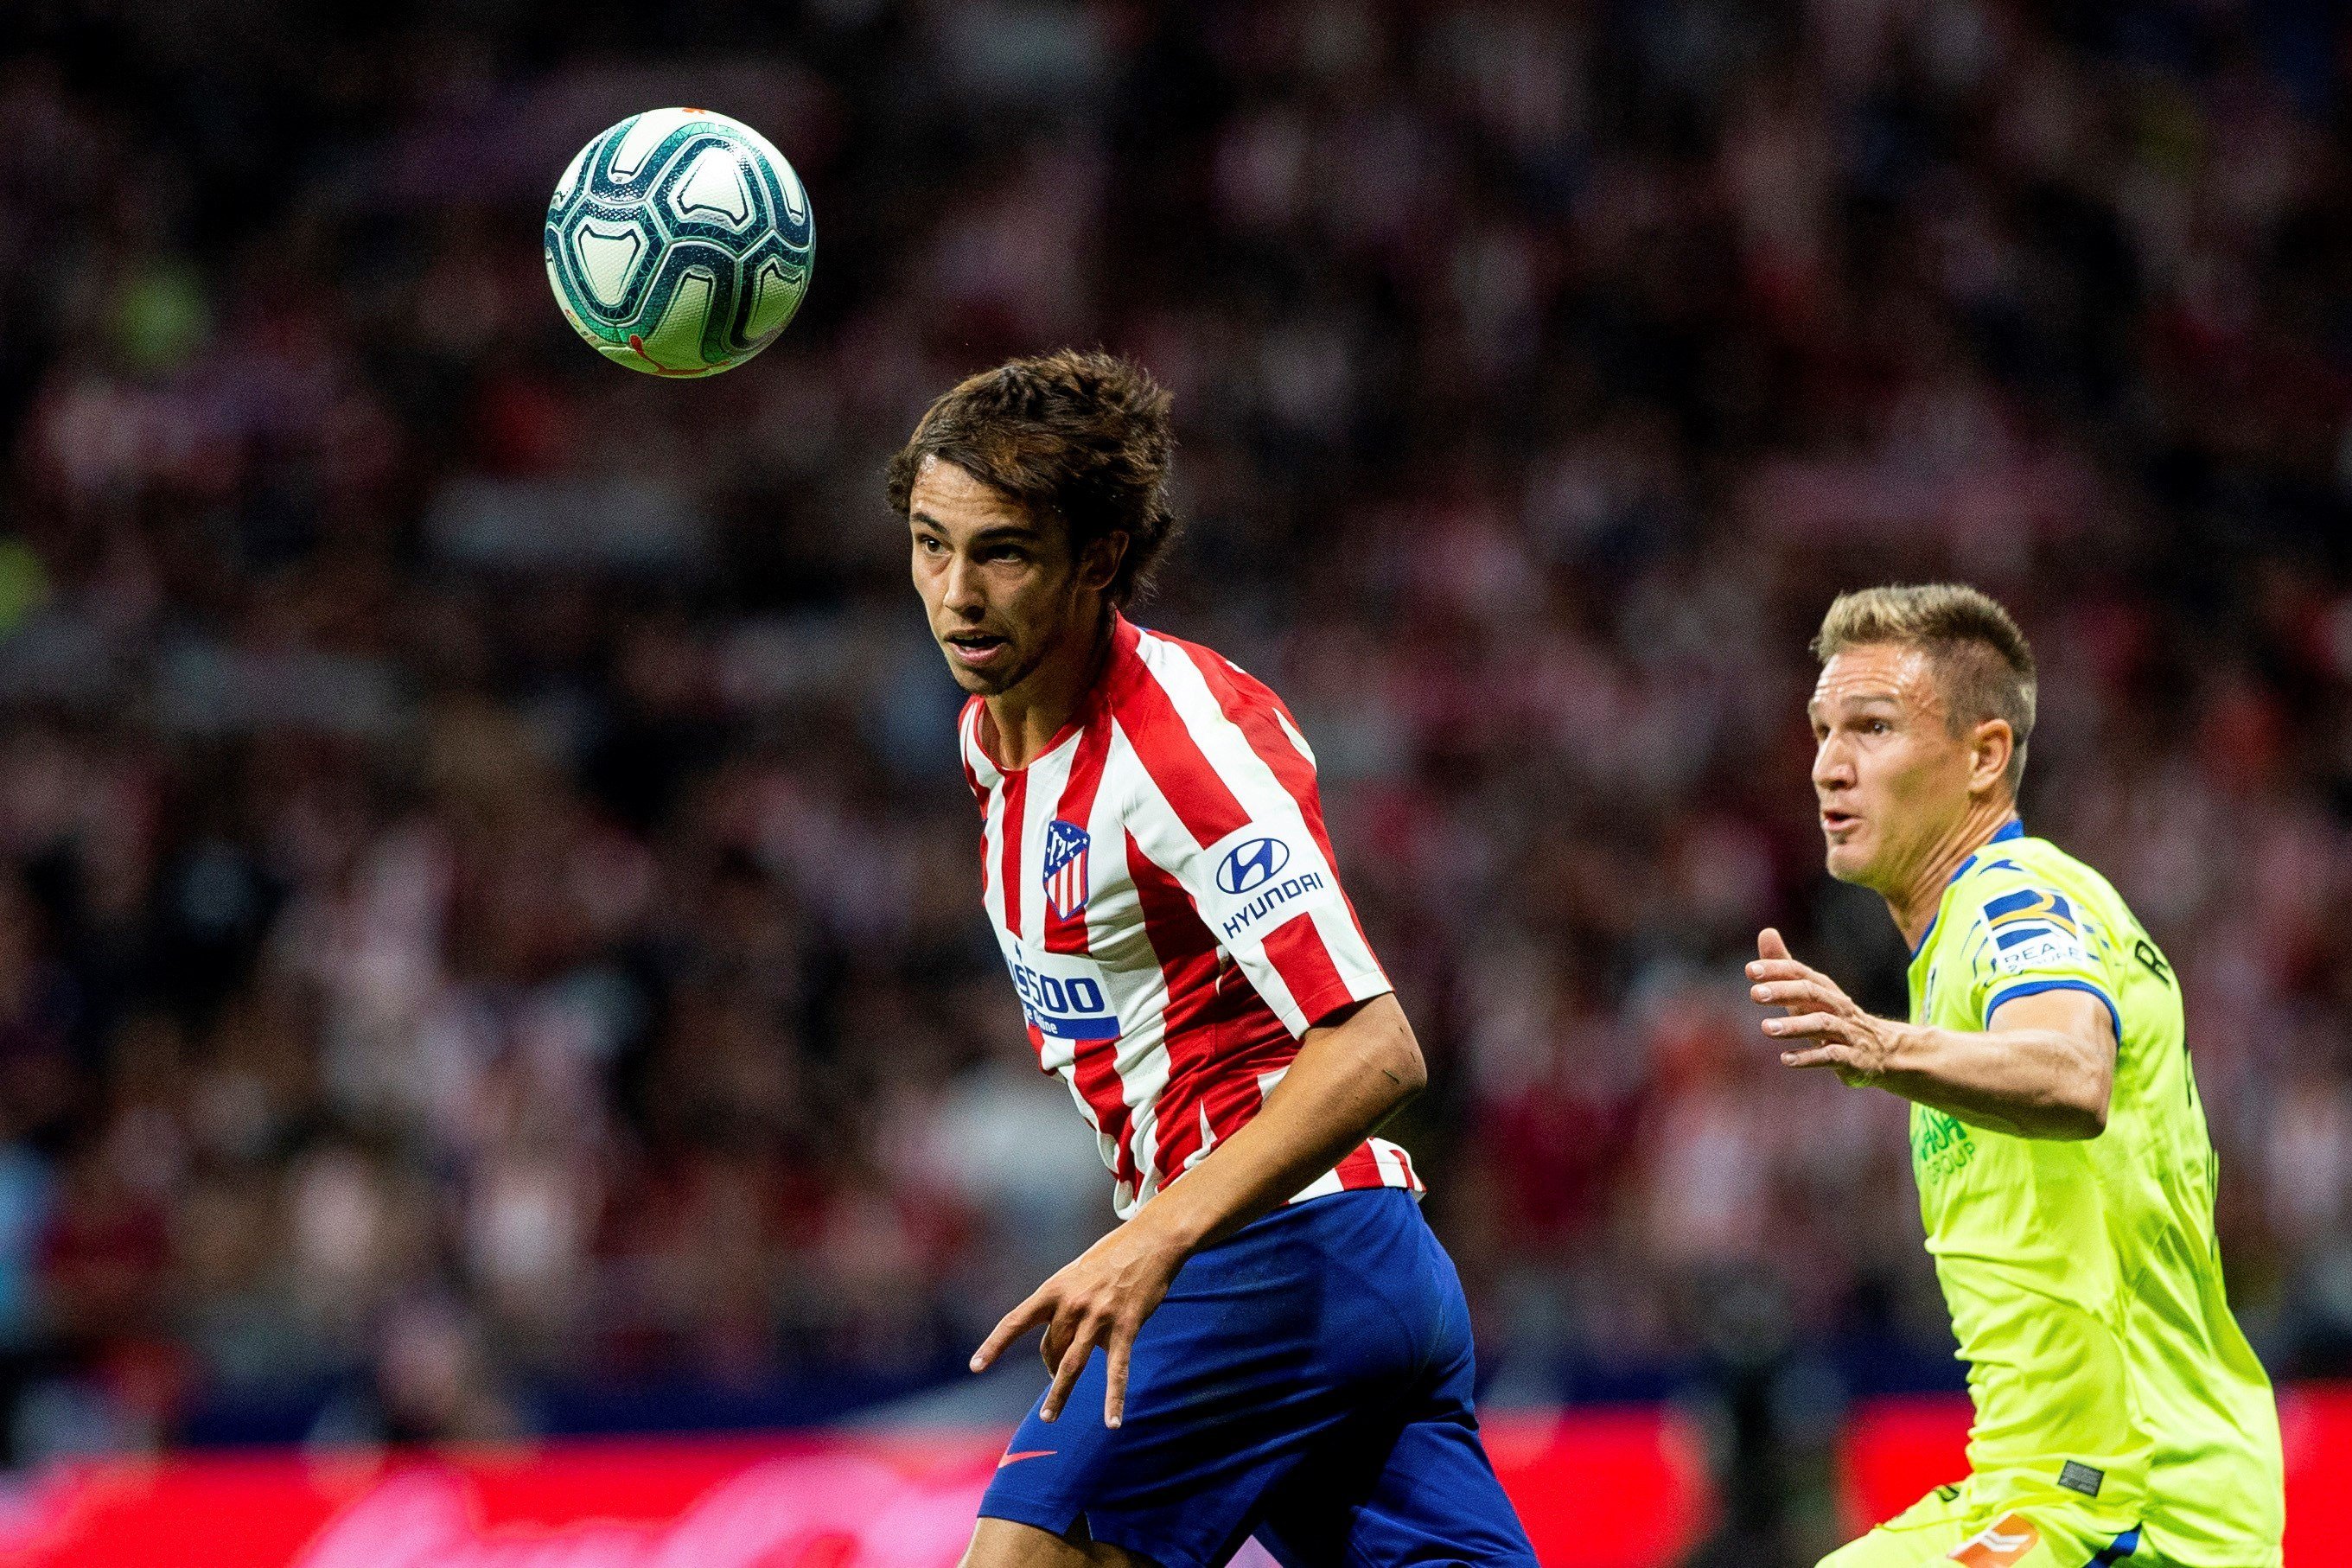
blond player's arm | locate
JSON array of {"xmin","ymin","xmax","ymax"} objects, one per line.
[
  {"xmin": 1748, "ymin": 927, "xmax": 2114, "ymax": 1140},
  {"xmin": 966, "ymin": 992, "xmax": 1425, "ymax": 1426}
]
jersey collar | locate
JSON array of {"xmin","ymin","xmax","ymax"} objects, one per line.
[{"xmin": 1909, "ymin": 816, "xmax": 2026, "ymax": 961}]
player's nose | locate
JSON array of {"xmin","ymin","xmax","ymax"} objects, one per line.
[{"xmin": 939, "ymin": 553, "xmax": 987, "ymax": 615}]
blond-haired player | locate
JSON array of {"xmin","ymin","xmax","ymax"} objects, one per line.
[{"xmin": 1747, "ymin": 584, "xmax": 2283, "ymax": 1568}]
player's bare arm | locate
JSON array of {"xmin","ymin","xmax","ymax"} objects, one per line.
[
  {"xmin": 970, "ymin": 993, "xmax": 1426, "ymax": 1425},
  {"xmin": 1748, "ymin": 927, "xmax": 2114, "ymax": 1139}
]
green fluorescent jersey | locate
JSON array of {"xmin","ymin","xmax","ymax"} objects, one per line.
[{"xmin": 1906, "ymin": 820, "xmax": 2284, "ymax": 1565}]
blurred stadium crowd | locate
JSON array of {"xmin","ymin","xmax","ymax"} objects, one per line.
[{"xmin": 0, "ymin": 0, "xmax": 2348, "ymax": 1464}]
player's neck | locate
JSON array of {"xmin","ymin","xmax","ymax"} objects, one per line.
[
  {"xmin": 983, "ymin": 608, "xmax": 1117, "ymax": 770},
  {"xmin": 1885, "ymin": 798, "xmax": 2021, "ymax": 951}
]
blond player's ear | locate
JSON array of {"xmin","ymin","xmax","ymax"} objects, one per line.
[{"xmin": 1970, "ymin": 718, "xmax": 2013, "ymax": 797}]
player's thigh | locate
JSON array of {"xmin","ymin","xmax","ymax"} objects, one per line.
[
  {"xmin": 1259, "ymin": 1409, "xmax": 1537, "ymax": 1568},
  {"xmin": 1255, "ymin": 1239, "xmax": 1535, "ymax": 1568},
  {"xmin": 1817, "ymin": 1484, "xmax": 1975, "ymax": 1568},
  {"xmin": 979, "ymin": 1197, "xmax": 1430, "ymax": 1568},
  {"xmin": 961, "ymin": 1515, "xmax": 1158, "ymax": 1568}
]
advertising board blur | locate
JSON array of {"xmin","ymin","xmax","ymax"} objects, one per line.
[
  {"xmin": 0, "ymin": 1409, "xmax": 1703, "ymax": 1568},
  {"xmin": 0, "ymin": 1392, "xmax": 2341, "ymax": 1566}
]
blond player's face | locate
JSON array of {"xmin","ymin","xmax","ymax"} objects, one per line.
[
  {"xmin": 1808, "ymin": 645, "xmax": 1979, "ymax": 890},
  {"xmin": 908, "ymin": 457, "xmax": 1112, "ymax": 698}
]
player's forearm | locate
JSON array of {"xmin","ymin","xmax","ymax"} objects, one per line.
[
  {"xmin": 1876, "ymin": 1022, "xmax": 2111, "ymax": 1139},
  {"xmin": 1127, "ymin": 992, "xmax": 1425, "ymax": 1256}
]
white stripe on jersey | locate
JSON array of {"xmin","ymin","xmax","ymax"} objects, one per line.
[{"xmin": 959, "ymin": 617, "xmax": 1414, "ymax": 1221}]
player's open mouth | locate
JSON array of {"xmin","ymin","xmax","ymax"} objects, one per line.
[
  {"xmin": 945, "ymin": 632, "xmax": 1010, "ymax": 668},
  {"xmin": 1821, "ymin": 809, "xmax": 1857, "ymax": 832}
]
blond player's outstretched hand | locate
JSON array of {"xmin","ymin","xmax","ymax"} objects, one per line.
[
  {"xmin": 1748, "ymin": 927, "xmax": 1896, "ymax": 1087},
  {"xmin": 968, "ymin": 1208, "xmax": 1187, "ymax": 1430}
]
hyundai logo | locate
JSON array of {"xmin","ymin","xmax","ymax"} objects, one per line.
[{"xmin": 1216, "ymin": 837, "xmax": 1292, "ymax": 895}]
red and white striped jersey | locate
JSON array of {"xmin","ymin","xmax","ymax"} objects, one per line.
[{"xmin": 959, "ymin": 615, "xmax": 1421, "ymax": 1221}]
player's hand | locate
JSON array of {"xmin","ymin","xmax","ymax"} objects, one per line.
[
  {"xmin": 966, "ymin": 1208, "xmax": 1188, "ymax": 1429},
  {"xmin": 1748, "ymin": 927, "xmax": 1896, "ymax": 1086}
]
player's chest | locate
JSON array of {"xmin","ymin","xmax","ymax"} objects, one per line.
[
  {"xmin": 980, "ymin": 786, "xmax": 1168, "ymax": 972},
  {"xmin": 988, "ymin": 885, "xmax": 1165, "ymax": 1064}
]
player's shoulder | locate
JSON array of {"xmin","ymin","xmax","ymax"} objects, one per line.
[
  {"xmin": 1953, "ymin": 830, "xmax": 2127, "ymax": 923},
  {"xmin": 1117, "ymin": 621, "xmax": 1296, "ymax": 728},
  {"xmin": 1943, "ymin": 827, "xmax": 2123, "ymax": 976},
  {"xmin": 955, "ymin": 696, "xmax": 999, "ymax": 786}
]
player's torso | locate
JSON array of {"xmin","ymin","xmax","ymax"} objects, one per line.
[
  {"xmin": 1907, "ymin": 832, "xmax": 2283, "ymax": 1558},
  {"xmin": 975, "ymin": 716, "xmax": 1259, "ymax": 1213},
  {"xmin": 958, "ymin": 621, "xmax": 1405, "ymax": 1222}
]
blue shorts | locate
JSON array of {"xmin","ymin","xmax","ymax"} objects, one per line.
[{"xmin": 978, "ymin": 1188, "xmax": 1537, "ymax": 1568}]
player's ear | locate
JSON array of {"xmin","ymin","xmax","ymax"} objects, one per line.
[
  {"xmin": 1077, "ymin": 530, "xmax": 1128, "ymax": 596},
  {"xmin": 1969, "ymin": 717, "xmax": 2012, "ymax": 797}
]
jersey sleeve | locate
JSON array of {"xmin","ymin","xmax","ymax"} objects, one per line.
[
  {"xmin": 1951, "ymin": 864, "xmax": 2122, "ymax": 1040},
  {"xmin": 1116, "ymin": 644, "xmax": 1392, "ymax": 1036}
]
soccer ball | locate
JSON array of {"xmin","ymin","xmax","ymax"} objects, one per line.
[{"xmin": 544, "ymin": 108, "xmax": 813, "ymax": 378}]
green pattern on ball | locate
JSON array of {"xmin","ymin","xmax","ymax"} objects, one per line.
[{"xmin": 544, "ymin": 108, "xmax": 813, "ymax": 378}]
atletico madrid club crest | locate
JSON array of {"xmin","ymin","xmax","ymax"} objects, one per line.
[{"xmin": 1042, "ymin": 819, "xmax": 1091, "ymax": 922}]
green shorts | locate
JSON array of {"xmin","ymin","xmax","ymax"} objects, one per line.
[{"xmin": 1820, "ymin": 1481, "xmax": 2145, "ymax": 1568}]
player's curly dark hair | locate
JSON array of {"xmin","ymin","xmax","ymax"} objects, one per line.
[{"xmin": 885, "ymin": 349, "xmax": 1180, "ymax": 607}]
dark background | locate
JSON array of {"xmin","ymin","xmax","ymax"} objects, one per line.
[{"xmin": 0, "ymin": 3, "xmax": 2345, "ymax": 1557}]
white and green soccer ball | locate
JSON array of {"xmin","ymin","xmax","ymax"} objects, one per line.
[{"xmin": 544, "ymin": 108, "xmax": 813, "ymax": 378}]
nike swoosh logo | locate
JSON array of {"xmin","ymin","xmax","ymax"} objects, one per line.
[{"xmin": 998, "ymin": 1450, "xmax": 1055, "ymax": 1469}]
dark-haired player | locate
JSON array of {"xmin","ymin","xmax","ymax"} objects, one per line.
[
  {"xmin": 892, "ymin": 350, "xmax": 1537, "ymax": 1568},
  {"xmin": 1749, "ymin": 584, "xmax": 2282, "ymax": 1568}
]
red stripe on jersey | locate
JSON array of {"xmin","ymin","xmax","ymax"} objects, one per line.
[
  {"xmin": 1333, "ymin": 1142, "xmax": 1383, "ymax": 1189},
  {"xmin": 1113, "ymin": 666, "xmax": 1253, "ymax": 850},
  {"xmin": 1125, "ymin": 831, "xmax": 1224, "ymax": 1184},
  {"xmin": 1195, "ymin": 1042, "xmax": 1279, "ymax": 1163},
  {"xmin": 1068, "ymin": 1033, "xmax": 1138, "ymax": 1196},
  {"xmin": 1179, "ymin": 644, "xmax": 1389, "ymax": 966},
  {"xmin": 998, "ymin": 769, "xmax": 1027, "ymax": 936},
  {"xmin": 1260, "ymin": 913, "xmax": 1360, "ymax": 1031},
  {"xmin": 1043, "ymin": 724, "xmax": 1111, "ymax": 956},
  {"xmin": 1176, "ymin": 644, "xmax": 1342, "ymax": 865}
]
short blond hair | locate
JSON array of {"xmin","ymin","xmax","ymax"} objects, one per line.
[{"xmin": 1813, "ymin": 583, "xmax": 2037, "ymax": 795}]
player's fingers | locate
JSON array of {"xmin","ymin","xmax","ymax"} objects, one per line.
[
  {"xmin": 1743, "ymin": 959, "xmax": 1819, "ymax": 985},
  {"xmin": 1039, "ymin": 1314, "xmax": 1104, "ymax": 1424},
  {"xmin": 1101, "ymin": 1317, "xmax": 1136, "ymax": 1429},
  {"xmin": 1779, "ymin": 1044, "xmax": 1850, "ymax": 1070},
  {"xmin": 970, "ymin": 1290, "xmax": 1053, "ymax": 1374},
  {"xmin": 1750, "ymin": 977, "xmax": 1833, "ymax": 1012},
  {"xmin": 1042, "ymin": 1296, "xmax": 1097, "ymax": 1373},
  {"xmin": 1757, "ymin": 927, "xmax": 1794, "ymax": 963},
  {"xmin": 1761, "ymin": 1011, "xmax": 1841, "ymax": 1041}
]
